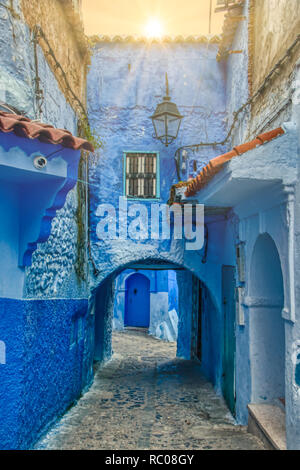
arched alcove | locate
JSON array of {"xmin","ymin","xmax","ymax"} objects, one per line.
[{"xmin": 249, "ymin": 233, "xmax": 285, "ymax": 403}]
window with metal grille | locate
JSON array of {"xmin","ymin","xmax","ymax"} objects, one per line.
[{"xmin": 124, "ymin": 152, "xmax": 159, "ymax": 199}]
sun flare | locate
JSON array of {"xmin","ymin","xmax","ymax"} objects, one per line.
[{"xmin": 144, "ymin": 18, "xmax": 164, "ymax": 38}]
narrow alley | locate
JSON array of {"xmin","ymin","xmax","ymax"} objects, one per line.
[
  {"xmin": 0, "ymin": 0, "xmax": 299, "ymax": 452},
  {"xmin": 36, "ymin": 330, "xmax": 264, "ymax": 450}
]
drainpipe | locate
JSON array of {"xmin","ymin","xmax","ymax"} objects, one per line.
[{"xmin": 281, "ymin": 185, "xmax": 296, "ymax": 323}]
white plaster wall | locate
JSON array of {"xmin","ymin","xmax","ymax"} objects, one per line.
[
  {"xmin": 112, "ymin": 289, "xmax": 125, "ymax": 331},
  {"xmin": 238, "ymin": 193, "xmax": 294, "ymax": 325},
  {"xmin": 149, "ymin": 292, "xmax": 178, "ymax": 343},
  {"xmin": 234, "ymin": 187, "xmax": 298, "ymax": 440}
]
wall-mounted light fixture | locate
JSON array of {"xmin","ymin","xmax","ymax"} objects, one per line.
[{"xmin": 150, "ymin": 73, "xmax": 184, "ymax": 147}]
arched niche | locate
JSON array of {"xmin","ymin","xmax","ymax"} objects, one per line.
[{"xmin": 249, "ymin": 233, "xmax": 285, "ymax": 403}]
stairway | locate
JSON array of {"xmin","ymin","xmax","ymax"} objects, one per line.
[{"xmin": 248, "ymin": 403, "xmax": 287, "ymax": 450}]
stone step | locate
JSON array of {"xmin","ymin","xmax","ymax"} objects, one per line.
[{"xmin": 248, "ymin": 404, "xmax": 287, "ymax": 450}]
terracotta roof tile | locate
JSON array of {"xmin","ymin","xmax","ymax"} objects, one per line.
[
  {"xmin": 0, "ymin": 111, "xmax": 94, "ymax": 152},
  {"xmin": 91, "ymin": 34, "xmax": 221, "ymax": 45},
  {"xmin": 233, "ymin": 138, "xmax": 261, "ymax": 155},
  {"xmin": 184, "ymin": 127, "xmax": 284, "ymax": 198},
  {"xmin": 257, "ymin": 128, "xmax": 285, "ymax": 143}
]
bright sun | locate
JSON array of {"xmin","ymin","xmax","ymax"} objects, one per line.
[{"xmin": 145, "ymin": 18, "xmax": 164, "ymax": 38}]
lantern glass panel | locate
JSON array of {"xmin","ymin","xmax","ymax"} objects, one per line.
[
  {"xmin": 166, "ymin": 115, "xmax": 181, "ymax": 138},
  {"xmin": 153, "ymin": 116, "xmax": 166, "ymax": 139}
]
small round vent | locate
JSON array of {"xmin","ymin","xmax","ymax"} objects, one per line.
[{"xmin": 33, "ymin": 156, "xmax": 48, "ymax": 170}]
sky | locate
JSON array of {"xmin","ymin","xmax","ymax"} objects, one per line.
[{"xmin": 81, "ymin": 0, "xmax": 225, "ymax": 37}]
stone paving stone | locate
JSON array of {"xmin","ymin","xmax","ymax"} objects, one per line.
[{"xmin": 35, "ymin": 330, "xmax": 265, "ymax": 450}]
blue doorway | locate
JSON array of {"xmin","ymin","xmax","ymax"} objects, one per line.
[{"xmin": 125, "ymin": 273, "xmax": 150, "ymax": 328}]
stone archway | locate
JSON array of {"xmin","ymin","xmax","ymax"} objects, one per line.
[
  {"xmin": 92, "ymin": 256, "xmax": 223, "ymax": 391},
  {"xmin": 249, "ymin": 233, "xmax": 285, "ymax": 403}
]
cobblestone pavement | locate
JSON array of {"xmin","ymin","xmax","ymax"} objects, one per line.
[{"xmin": 36, "ymin": 329, "xmax": 265, "ymax": 450}]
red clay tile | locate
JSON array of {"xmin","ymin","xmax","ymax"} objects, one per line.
[
  {"xmin": 184, "ymin": 127, "xmax": 284, "ymax": 198},
  {"xmin": 209, "ymin": 150, "xmax": 237, "ymax": 167},
  {"xmin": 257, "ymin": 127, "xmax": 284, "ymax": 144},
  {"xmin": 0, "ymin": 111, "xmax": 94, "ymax": 152},
  {"xmin": 233, "ymin": 139, "xmax": 261, "ymax": 155}
]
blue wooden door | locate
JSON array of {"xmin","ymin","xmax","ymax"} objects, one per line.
[
  {"xmin": 125, "ymin": 274, "xmax": 150, "ymax": 327},
  {"xmin": 222, "ymin": 266, "xmax": 236, "ymax": 416}
]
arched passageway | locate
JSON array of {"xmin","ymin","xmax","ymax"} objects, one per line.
[
  {"xmin": 249, "ymin": 233, "xmax": 285, "ymax": 403},
  {"xmin": 93, "ymin": 258, "xmax": 223, "ymax": 393}
]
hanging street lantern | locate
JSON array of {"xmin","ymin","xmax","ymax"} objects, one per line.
[{"xmin": 150, "ymin": 73, "xmax": 184, "ymax": 147}]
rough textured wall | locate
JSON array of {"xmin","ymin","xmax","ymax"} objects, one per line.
[
  {"xmin": 249, "ymin": 0, "xmax": 300, "ymax": 136},
  {"xmin": 94, "ymin": 277, "xmax": 115, "ymax": 364},
  {"xmin": 24, "ymin": 189, "xmax": 88, "ymax": 299},
  {"xmin": 225, "ymin": 0, "xmax": 250, "ymax": 146},
  {"xmin": 0, "ymin": 1, "xmax": 37, "ymax": 116},
  {"xmin": 21, "ymin": 0, "xmax": 89, "ymax": 105},
  {"xmin": 252, "ymin": 0, "xmax": 300, "ymax": 92},
  {"xmin": 0, "ymin": 298, "xmax": 91, "ymax": 449},
  {"xmin": 88, "ymin": 40, "xmax": 226, "ymax": 286},
  {"xmin": 0, "ymin": 1, "xmax": 89, "ymax": 298},
  {"xmin": 225, "ymin": 0, "xmax": 300, "ymax": 144},
  {"xmin": 0, "ymin": 0, "xmax": 88, "ymax": 121}
]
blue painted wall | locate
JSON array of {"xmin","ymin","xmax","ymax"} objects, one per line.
[
  {"xmin": 88, "ymin": 39, "xmax": 227, "ymax": 282},
  {"xmin": 0, "ymin": 298, "xmax": 91, "ymax": 449},
  {"xmin": 87, "ymin": 40, "xmax": 229, "ymax": 391},
  {"xmin": 176, "ymin": 270, "xmax": 194, "ymax": 360},
  {"xmin": 0, "ymin": 132, "xmax": 90, "ymax": 449},
  {"xmin": 0, "ymin": 2, "xmax": 91, "ymax": 450},
  {"xmin": 0, "ymin": 0, "xmax": 298, "ymax": 450},
  {"xmin": 201, "ymin": 285, "xmax": 222, "ymax": 388},
  {"xmin": 86, "ymin": 35, "xmax": 237, "ymax": 405}
]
